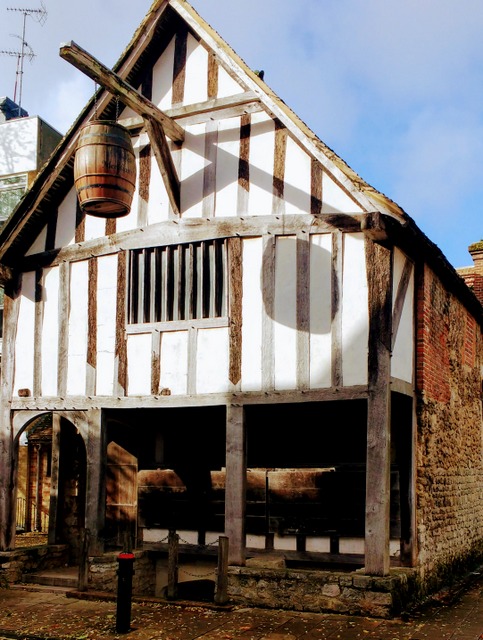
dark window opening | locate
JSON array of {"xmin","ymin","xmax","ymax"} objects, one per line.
[{"xmin": 127, "ymin": 239, "xmax": 228, "ymax": 324}]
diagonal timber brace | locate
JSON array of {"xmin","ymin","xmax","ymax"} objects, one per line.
[{"xmin": 60, "ymin": 40, "xmax": 182, "ymax": 214}]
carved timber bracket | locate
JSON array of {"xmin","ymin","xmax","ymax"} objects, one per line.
[
  {"xmin": 60, "ymin": 41, "xmax": 182, "ymax": 214},
  {"xmin": 0, "ymin": 262, "xmax": 14, "ymax": 286},
  {"xmin": 361, "ymin": 212, "xmax": 389, "ymax": 243}
]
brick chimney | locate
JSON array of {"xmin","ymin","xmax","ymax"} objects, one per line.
[{"xmin": 468, "ymin": 240, "xmax": 483, "ymax": 305}]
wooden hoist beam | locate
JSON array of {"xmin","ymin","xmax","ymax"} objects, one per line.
[{"xmin": 59, "ymin": 40, "xmax": 182, "ymax": 214}]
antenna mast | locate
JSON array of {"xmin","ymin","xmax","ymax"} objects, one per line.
[{"xmin": 0, "ymin": 2, "xmax": 47, "ymax": 113}]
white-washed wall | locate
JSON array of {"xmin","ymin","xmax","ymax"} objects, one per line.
[
  {"xmin": 14, "ymin": 230, "xmax": 373, "ymax": 399},
  {"xmin": 285, "ymin": 136, "xmax": 311, "ymax": 215},
  {"xmin": 216, "ymin": 117, "xmax": 241, "ymax": 217},
  {"xmin": 13, "ymin": 31, "xmax": 378, "ymax": 400},
  {"xmin": 96, "ymin": 254, "xmax": 118, "ymax": 396},
  {"xmin": 24, "ymin": 225, "xmax": 47, "ymax": 256},
  {"xmin": 22, "ymin": 32, "xmax": 365, "ymax": 258},
  {"xmin": 196, "ymin": 327, "xmax": 230, "ymax": 393},
  {"xmin": 181, "ymin": 123, "xmax": 206, "ymax": 218},
  {"xmin": 159, "ymin": 331, "xmax": 188, "ymax": 394},
  {"xmin": 127, "ymin": 333, "xmax": 153, "ymax": 395},
  {"xmin": 322, "ymin": 172, "xmax": 363, "ymax": 214},
  {"xmin": 341, "ymin": 233, "xmax": 368, "ymax": 386},
  {"xmin": 391, "ymin": 248, "xmax": 414, "ymax": 383},
  {"xmin": 184, "ymin": 33, "xmax": 209, "ymax": 103},
  {"xmin": 152, "ymin": 37, "xmax": 175, "ymax": 109},
  {"xmin": 40, "ymin": 266, "xmax": 59, "ymax": 396},
  {"xmin": 67, "ymin": 260, "xmax": 89, "ymax": 396},
  {"xmin": 247, "ymin": 113, "xmax": 275, "ymax": 216},
  {"xmin": 56, "ymin": 189, "xmax": 77, "ymax": 248},
  {"xmin": 309, "ymin": 233, "xmax": 332, "ymax": 388},
  {"xmin": 241, "ymin": 237, "xmax": 264, "ymax": 391},
  {"xmin": 274, "ymin": 236, "xmax": 297, "ymax": 390},
  {"xmin": 13, "ymin": 272, "xmax": 36, "ymax": 395}
]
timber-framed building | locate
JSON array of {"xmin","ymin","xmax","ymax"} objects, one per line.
[{"xmin": 0, "ymin": 0, "xmax": 481, "ymax": 617}]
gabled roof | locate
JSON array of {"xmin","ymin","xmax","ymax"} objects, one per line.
[{"xmin": 0, "ymin": 0, "xmax": 480, "ymax": 322}]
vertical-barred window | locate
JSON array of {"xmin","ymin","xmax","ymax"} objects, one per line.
[{"xmin": 128, "ymin": 239, "xmax": 228, "ymax": 324}]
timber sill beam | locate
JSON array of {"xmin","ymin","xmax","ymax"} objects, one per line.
[{"xmin": 59, "ymin": 41, "xmax": 184, "ymax": 144}]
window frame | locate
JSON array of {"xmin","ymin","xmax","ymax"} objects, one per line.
[{"xmin": 126, "ymin": 238, "xmax": 230, "ymax": 334}]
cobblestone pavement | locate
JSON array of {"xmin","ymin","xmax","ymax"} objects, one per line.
[{"xmin": 0, "ymin": 573, "xmax": 481, "ymax": 640}]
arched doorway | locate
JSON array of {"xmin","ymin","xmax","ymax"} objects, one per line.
[{"xmin": 14, "ymin": 412, "xmax": 87, "ymax": 563}]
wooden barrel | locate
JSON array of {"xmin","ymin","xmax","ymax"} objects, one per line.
[{"xmin": 74, "ymin": 120, "xmax": 136, "ymax": 218}]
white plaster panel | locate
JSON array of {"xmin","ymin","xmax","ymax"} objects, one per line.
[
  {"xmin": 159, "ymin": 331, "xmax": 188, "ymax": 395},
  {"xmin": 284, "ymin": 136, "xmax": 311, "ymax": 215},
  {"xmin": 309, "ymin": 233, "xmax": 332, "ymax": 388},
  {"xmin": 41, "ymin": 267, "xmax": 59, "ymax": 396},
  {"xmin": 184, "ymin": 34, "xmax": 208, "ymax": 105},
  {"xmin": 14, "ymin": 272, "xmax": 36, "ymax": 395},
  {"xmin": 215, "ymin": 117, "xmax": 240, "ymax": 217},
  {"xmin": 180, "ymin": 123, "xmax": 205, "ymax": 217},
  {"xmin": 274, "ymin": 236, "xmax": 297, "ymax": 390},
  {"xmin": 247, "ymin": 112, "xmax": 274, "ymax": 216},
  {"xmin": 342, "ymin": 233, "xmax": 368, "ymax": 385},
  {"xmin": 152, "ymin": 37, "xmax": 175, "ymax": 110},
  {"xmin": 130, "ymin": 133, "xmax": 146, "ymax": 227},
  {"xmin": 118, "ymin": 103, "xmax": 137, "ymax": 121},
  {"xmin": 127, "ymin": 333, "xmax": 152, "ymax": 395},
  {"xmin": 25, "ymin": 225, "xmax": 47, "ymax": 256},
  {"xmin": 321, "ymin": 172, "xmax": 363, "ymax": 214},
  {"xmin": 217, "ymin": 65, "xmax": 244, "ymax": 97},
  {"xmin": 55, "ymin": 187, "xmax": 77, "ymax": 247},
  {"xmin": 84, "ymin": 212, "xmax": 106, "ymax": 242},
  {"xmin": 67, "ymin": 261, "xmax": 89, "ymax": 396},
  {"xmin": 391, "ymin": 249, "xmax": 414, "ymax": 383},
  {"xmin": 147, "ymin": 150, "xmax": 171, "ymax": 224},
  {"xmin": 114, "ymin": 133, "xmax": 142, "ymax": 235},
  {"xmin": 96, "ymin": 254, "xmax": 118, "ymax": 395},
  {"xmin": 241, "ymin": 237, "xmax": 263, "ymax": 391},
  {"xmin": 0, "ymin": 117, "xmax": 38, "ymax": 173},
  {"xmin": 273, "ymin": 534, "xmax": 297, "ymax": 551},
  {"xmin": 196, "ymin": 327, "xmax": 229, "ymax": 393}
]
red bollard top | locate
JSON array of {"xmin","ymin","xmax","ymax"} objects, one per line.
[{"xmin": 118, "ymin": 552, "xmax": 135, "ymax": 560}]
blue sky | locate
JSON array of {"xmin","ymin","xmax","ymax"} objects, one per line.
[{"xmin": 1, "ymin": 0, "xmax": 482, "ymax": 269}]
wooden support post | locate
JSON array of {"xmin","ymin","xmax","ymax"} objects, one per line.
[
  {"xmin": 329, "ymin": 530, "xmax": 340, "ymax": 555},
  {"xmin": 78, "ymin": 528, "xmax": 90, "ymax": 591},
  {"xmin": 365, "ymin": 240, "xmax": 393, "ymax": 576},
  {"xmin": 214, "ymin": 535, "xmax": 229, "ymax": 605},
  {"xmin": 84, "ymin": 409, "xmax": 106, "ymax": 555},
  {"xmin": 48, "ymin": 413, "xmax": 61, "ymax": 545},
  {"xmin": 167, "ymin": 529, "xmax": 179, "ymax": 600},
  {"xmin": 225, "ymin": 404, "xmax": 246, "ymax": 566},
  {"xmin": 0, "ymin": 286, "xmax": 20, "ymax": 551}
]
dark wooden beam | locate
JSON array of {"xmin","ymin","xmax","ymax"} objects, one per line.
[{"xmin": 59, "ymin": 41, "xmax": 184, "ymax": 144}]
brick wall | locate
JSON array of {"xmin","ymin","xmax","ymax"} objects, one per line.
[{"xmin": 415, "ymin": 264, "xmax": 483, "ymax": 580}]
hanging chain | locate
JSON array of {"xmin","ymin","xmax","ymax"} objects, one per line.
[
  {"xmin": 94, "ymin": 82, "xmax": 98, "ymax": 119},
  {"xmin": 116, "ymin": 95, "xmax": 120, "ymax": 122}
]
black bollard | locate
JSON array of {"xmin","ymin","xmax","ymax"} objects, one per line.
[{"xmin": 116, "ymin": 552, "xmax": 135, "ymax": 633}]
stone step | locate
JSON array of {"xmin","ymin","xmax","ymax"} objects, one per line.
[{"xmin": 22, "ymin": 566, "xmax": 79, "ymax": 588}]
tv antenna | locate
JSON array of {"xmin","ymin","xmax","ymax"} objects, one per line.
[{"xmin": 0, "ymin": 2, "xmax": 47, "ymax": 114}]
